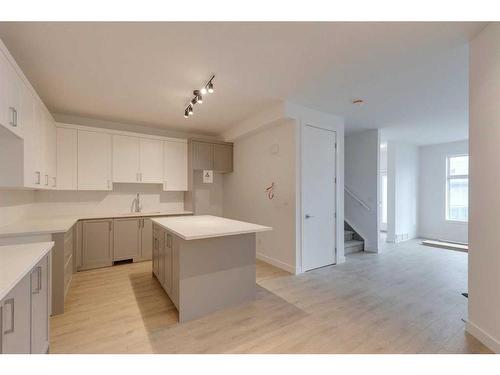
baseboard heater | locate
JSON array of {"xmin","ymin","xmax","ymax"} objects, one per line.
[{"xmin": 421, "ymin": 239, "xmax": 468, "ymax": 252}]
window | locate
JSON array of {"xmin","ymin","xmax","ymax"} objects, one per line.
[{"xmin": 446, "ymin": 155, "xmax": 468, "ymax": 222}]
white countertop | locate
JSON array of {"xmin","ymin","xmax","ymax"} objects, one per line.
[
  {"xmin": 0, "ymin": 242, "xmax": 54, "ymax": 300},
  {"xmin": 0, "ymin": 210, "xmax": 193, "ymax": 238},
  {"xmin": 151, "ymin": 215, "xmax": 272, "ymax": 240}
]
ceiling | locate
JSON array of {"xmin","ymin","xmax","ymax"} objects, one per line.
[{"xmin": 0, "ymin": 22, "xmax": 486, "ymax": 143}]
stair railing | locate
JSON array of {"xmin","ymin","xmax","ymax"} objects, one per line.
[{"xmin": 345, "ymin": 186, "xmax": 371, "ymax": 211}]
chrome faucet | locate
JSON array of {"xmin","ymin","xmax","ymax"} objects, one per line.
[{"xmin": 134, "ymin": 193, "xmax": 141, "ymax": 213}]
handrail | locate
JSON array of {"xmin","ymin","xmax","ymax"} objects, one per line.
[{"xmin": 345, "ymin": 186, "xmax": 371, "ymax": 211}]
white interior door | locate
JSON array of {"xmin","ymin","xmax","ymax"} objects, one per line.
[{"xmin": 302, "ymin": 125, "xmax": 336, "ymax": 272}]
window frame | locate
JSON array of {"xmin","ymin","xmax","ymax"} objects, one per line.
[{"xmin": 445, "ymin": 154, "xmax": 469, "ymax": 223}]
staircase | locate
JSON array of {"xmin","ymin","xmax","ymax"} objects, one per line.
[{"xmin": 344, "ymin": 230, "xmax": 364, "ymax": 254}]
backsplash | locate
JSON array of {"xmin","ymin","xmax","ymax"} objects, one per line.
[
  {"xmin": 0, "ymin": 190, "xmax": 36, "ymax": 227},
  {"xmin": 30, "ymin": 183, "xmax": 185, "ymax": 217},
  {"xmin": 0, "ymin": 184, "xmax": 185, "ymax": 226}
]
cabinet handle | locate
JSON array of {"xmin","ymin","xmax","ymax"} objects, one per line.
[
  {"xmin": 138, "ymin": 219, "xmax": 141, "ymax": 228},
  {"xmin": 45, "ymin": 174, "xmax": 49, "ymax": 186},
  {"xmin": 140, "ymin": 173, "xmax": 142, "ymax": 182},
  {"xmin": 35, "ymin": 171, "xmax": 41, "ymax": 185},
  {"xmin": 32, "ymin": 266, "xmax": 42, "ymax": 294},
  {"xmin": 4, "ymin": 298, "xmax": 14, "ymax": 334},
  {"xmin": 8, "ymin": 107, "xmax": 17, "ymax": 127}
]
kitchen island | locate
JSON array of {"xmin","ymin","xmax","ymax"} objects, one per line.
[{"xmin": 151, "ymin": 215, "xmax": 272, "ymax": 322}]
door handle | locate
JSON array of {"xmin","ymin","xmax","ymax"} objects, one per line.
[
  {"xmin": 305, "ymin": 214, "xmax": 314, "ymax": 219},
  {"xmin": 45, "ymin": 174, "xmax": 49, "ymax": 186}
]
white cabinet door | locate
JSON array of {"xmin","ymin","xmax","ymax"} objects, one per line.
[
  {"xmin": 139, "ymin": 138, "xmax": 163, "ymax": 183},
  {"xmin": 56, "ymin": 127, "xmax": 77, "ymax": 190},
  {"xmin": 77, "ymin": 130, "xmax": 112, "ymax": 190},
  {"xmin": 1, "ymin": 274, "xmax": 31, "ymax": 354},
  {"xmin": 37, "ymin": 105, "xmax": 49, "ymax": 188},
  {"xmin": 46, "ymin": 117, "xmax": 57, "ymax": 189},
  {"xmin": 30, "ymin": 254, "xmax": 49, "ymax": 354},
  {"xmin": 0, "ymin": 50, "xmax": 22, "ymax": 138},
  {"xmin": 163, "ymin": 140, "xmax": 188, "ymax": 191},
  {"xmin": 113, "ymin": 135, "xmax": 140, "ymax": 183},
  {"xmin": 21, "ymin": 85, "xmax": 40, "ymax": 188}
]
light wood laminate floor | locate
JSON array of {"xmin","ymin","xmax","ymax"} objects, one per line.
[{"xmin": 50, "ymin": 239, "xmax": 491, "ymax": 353}]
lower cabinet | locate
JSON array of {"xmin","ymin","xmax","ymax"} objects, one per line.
[
  {"xmin": 152, "ymin": 225, "xmax": 160, "ymax": 278},
  {"xmin": 152, "ymin": 224, "xmax": 175, "ymax": 304},
  {"xmin": 1, "ymin": 252, "xmax": 50, "ymax": 354},
  {"xmin": 163, "ymin": 232, "xmax": 173, "ymax": 295},
  {"xmin": 140, "ymin": 218, "xmax": 153, "ymax": 260},
  {"xmin": 79, "ymin": 217, "xmax": 154, "ymax": 271},
  {"xmin": 30, "ymin": 255, "xmax": 49, "ymax": 354},
  {"xmin": 113, "ymin": 218, "xmax": 140, "ymax": 261},
  {"xmin": 81, "ymin": 219, "xmax": 113, "ymax": 270},
  {"xmin": 1, "ymin": 275, "xmax": 31, "ymax": 354}
]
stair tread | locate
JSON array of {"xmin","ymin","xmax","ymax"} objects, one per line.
[
  {"xmin": 345, "ymin": 240, "xmax": 364, "ymax": 247},
  {"xmin": 344, "ymin": 230, "xmax": 354, "ymax": 234}
]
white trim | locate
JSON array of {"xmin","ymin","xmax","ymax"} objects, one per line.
[
  {"xmin": 56, "ymin": 122, "xmax": 187, "ymax": 143},
  {"xmin": 466, "ymin": 321, "xmax": 500, "ymax": 353},
  {"xmin": 256, "ymin": 252, "xmax": 296, "ymax": 274}
]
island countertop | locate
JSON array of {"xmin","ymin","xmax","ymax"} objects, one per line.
[
  {"xmin": 151, "ymin": 215, "xmax": 272, "ymax": 240},
  {"xmin": 0, "ymin": 242, "xmax": 54, "ymax": 301}
]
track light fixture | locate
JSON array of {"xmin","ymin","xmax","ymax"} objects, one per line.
[{"xmin": 184, "ymin": 75, "xmax": 215, "ymax": 118}]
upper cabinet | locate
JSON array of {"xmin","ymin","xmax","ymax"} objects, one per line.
[
  {"xmin": 113, "ymin": 135, "xmax": 140, "ymax": 183},
  {"xmin": 77, "ymin": 130, "xmax": 112, "ymax": 191},
  {"xmin": 56, "ymin": 127, "xmax": 78, "ymax": 190},
  {"xmin": 112, "ymin": 135, "xmax": 163, "ymax": 184},
  {"xmin": 163, "ymin": 140, "xmax": 188, "ymax": 191},
  {"xmin": 140, "ymin": 138, "xmax": 163, "ymax": 183},
  {"xmin": 0, "ymin": 42, "xmax": 58, "ymax": 190},
  {"xmin": 0, "ymin": 49, "xmax": 22, "ymax": 139},
  {"xmin": 190, "ymin": 139, "xmax": 233, "ymax": 173}
]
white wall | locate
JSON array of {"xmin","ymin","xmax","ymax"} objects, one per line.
[
  {"xmin": 191, "ymin": 170, "xmax": 224, "ymax": 216},
  {"xmin": 467, "ymin": 22, "xmax": 500, "ymax": 353},
  {"xmin": 345, "ymin": 130, "xmax": 379, "ymax": 252},
  {"xmin": 223, "ymin": 120, "xmax": 297, "ymax": 273},
  {"xmin": 418, "ymin": 140, "xmax": 468, "ymax": 243},
  {"xmin": 387, "ymin": 141, "xmax": 419, "ymax": 243}
]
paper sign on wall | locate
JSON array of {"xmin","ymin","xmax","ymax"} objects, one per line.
[{"xmin": 203, "ymin": 170, "xmax": 214, "ymax": 183}]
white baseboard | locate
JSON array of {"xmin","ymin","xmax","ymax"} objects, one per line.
[
  {"xmin": 466, "ymin": 321, "xmax": 500, "ymax": 353},
  {"xmin": 337, "ymin": 255, "xmax": 346, "ymax": 264},
  {"xmin": 256, "ymin": 252, "xmax": 296, "ymax": 274}
]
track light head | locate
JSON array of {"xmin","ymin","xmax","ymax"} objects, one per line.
[
  {"xmin": 200, "ymin": 87, "xmax": 207, "ymax": 95},
  {"xmin": 207, "ymin": 81, "xmax": 214, "ymax": 94},
  {"xmin": 194, "ymin": 90, "xmax": 203, "ymax": 104},
  {"xmin": 188, "ymin": 105, "xmax": 193, "ymax": 116},
  {"xmin": 184, "ymin": 109, "xmax": 189, "ymax": 118}
]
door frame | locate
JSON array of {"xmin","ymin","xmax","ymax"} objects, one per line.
[{"xmin": 299, "ymin": 122, "xmax": 340, "ymax": 273}]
